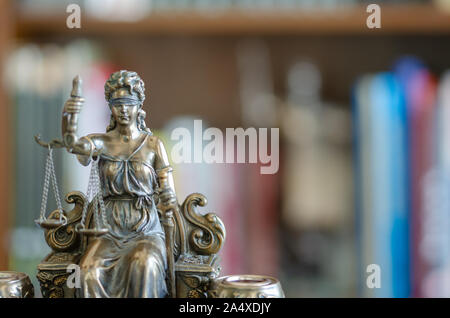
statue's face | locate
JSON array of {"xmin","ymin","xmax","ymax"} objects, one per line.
[
  {"xmin": 111, "ymin": 103, "xmax": 139, "ymax": 126},
  {"xmin": 109, "ymin": 88, "xmax": 141, "ymax": 126}
]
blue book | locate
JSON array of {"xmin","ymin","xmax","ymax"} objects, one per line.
[{"xmin": 370, "ymin": 72, "xmax": 410, "ymax": 297}]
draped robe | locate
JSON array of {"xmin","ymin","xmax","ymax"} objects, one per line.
[{"xmin": 78, "ymin": 134, "xmax": 167, "ymax": 298}]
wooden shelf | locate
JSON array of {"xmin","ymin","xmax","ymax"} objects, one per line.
[{"xmin": 15, "ymin": 4, "xmax": 450, "ymax": 37}]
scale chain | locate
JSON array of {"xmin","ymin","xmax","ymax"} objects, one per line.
[
  {"xmin": 38, "ymin": 149, "xmax": 53, "ymax": 221},
  {"xmin": 48, "ymin": 148, "xmax": 63, "ymax": 221},
  {"xmin": 79, "ymin": 156, "xmax": 108, "ymax": 231},
  {"xmin": 93, "ymin": 159, "xmax": 108, "ymax": 228},
  {"xmin": 79, "ymin": 158, "xmax": 96, "ymax": 229}
]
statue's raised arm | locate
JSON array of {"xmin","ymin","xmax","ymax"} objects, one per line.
[{"xmin": 61, "ymin": 76, "xmax": 103, "ymax": 162}]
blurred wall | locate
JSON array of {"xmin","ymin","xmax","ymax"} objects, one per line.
[{"xmin": 0, "ymin": 0, "xmax": 13, "ymax": 270}]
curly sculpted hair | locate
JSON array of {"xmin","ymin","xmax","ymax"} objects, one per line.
[
  {"xmin": 104, "ymin": 70, "xmax": 146, "ymax": 104},
  {"xmin": 104, "ymin": 70, "xmax": 151, "ymax": 134}
]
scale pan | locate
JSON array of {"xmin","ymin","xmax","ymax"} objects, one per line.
[
  {"xmin": 35, "ymin": 219, "xmax": 66, "ymax": 229},
  {"xmin": 77, "ymin": 228, "xmax": 109, "ymax": 237}
]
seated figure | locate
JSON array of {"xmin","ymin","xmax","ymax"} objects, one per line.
[
  {"xmin": 65, "ymin": 70, "xmax": 175, "ymax": 297},
  {"xmin": 36, "ymin": 70, "xmax": 225, "ymax": 298}
]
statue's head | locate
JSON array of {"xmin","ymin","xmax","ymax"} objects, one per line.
[{"xmin": 104, "ymin": 70, "xmax": 151, "ymax": 133}]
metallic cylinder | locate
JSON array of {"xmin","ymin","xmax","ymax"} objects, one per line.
[
  {"xmin": 0, "ymin": 271, "xmax": 34, "ymax": 298},
  {"xmin": 211, "ymin": 274, "xmax": 284, "ymax": 298}
]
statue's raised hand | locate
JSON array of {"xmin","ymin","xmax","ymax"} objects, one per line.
[
  {"xmin": 63, "ymin": 98, "xmax": 83, "ymax": 114},
  {"xmin": 62, "ymin": 76, "xmax": 85, "ymax": 148},
  {"xmin": 63, "ymin": 76, "xmax": 84, "ymax": 114}
]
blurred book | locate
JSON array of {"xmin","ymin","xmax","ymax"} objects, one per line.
[
  {"xmin": 353, "ymin": 69, "xmax": 411, "ymax": 297},
  {"xmin": 419, "ymin": 70, "xmax": 450, "ymax": 297},
  {"xmin": 279, "ymin": 60, "xmax": 354, "ymax": 297},
  {"xmin": 353, "ymin": 74, "xmax": 375, "ymax": 297},
  {"xmin": 393, "ymin": 57, "xmax": 437, "ymax": 297}
]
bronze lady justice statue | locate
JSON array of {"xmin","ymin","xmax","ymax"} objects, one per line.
[
  {"xmin": 33, "ymin": 70, "xmax": 285, "ymax": 299},
  {"xmin": 62, "ymin": 70, "xmax": 177, "ymax": 298}
]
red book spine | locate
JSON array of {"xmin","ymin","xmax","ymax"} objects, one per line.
[{"xmin": 409, "ymin": 70, "xmax": 437, "ymax": 297}]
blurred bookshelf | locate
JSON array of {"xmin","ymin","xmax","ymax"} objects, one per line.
[
  {"xmin": 14, "ymin": 5, "xmax": 450, "ymax": 37},
  {"xmin": 9, "ymin": 3, "xmax": 450, "ymax": 128}
]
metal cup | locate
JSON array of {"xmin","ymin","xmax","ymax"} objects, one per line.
[
  {"xmin": 211, "ymin": 274, "xmax": 285, "ymax": 298},
  {"xmin": 0, "ymin": 271, "xmax": 34, "ymax": 298}
]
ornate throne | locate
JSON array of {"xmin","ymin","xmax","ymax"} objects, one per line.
[{"xmin": 36, "ymin": 190, "xmax": 226, "ymax": 298}]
